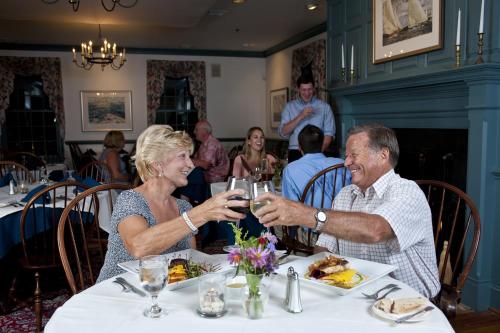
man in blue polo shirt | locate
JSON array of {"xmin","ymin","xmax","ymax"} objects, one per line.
[{"xmin": 279, "ymin": 75, "xmax": 335, "ymax": 163}]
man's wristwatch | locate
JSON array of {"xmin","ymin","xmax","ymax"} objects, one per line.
[{"xmin": 314, "ymin": 209, "xmax": 328, "ymax": 232}]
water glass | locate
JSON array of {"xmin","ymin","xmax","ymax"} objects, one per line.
[
  {"xmin": 19, "ymin": 180, "xmax": 29, "ymax": 194},
  {"xmin": 139, "ymin": 255, "xmax": 168, "ymax": 318}
]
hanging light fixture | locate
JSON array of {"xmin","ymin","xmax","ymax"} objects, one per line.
[
  {"xmin": 42, "ymin": 0, "xmax": 138, "ymax": 12},
  {"xmin": 72, "ymin": 24, "xmax": 126, "ymax": 71}
]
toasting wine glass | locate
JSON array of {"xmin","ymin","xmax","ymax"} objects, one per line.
[
  {"xmin": 223, "ymin": 177, "xmax": 250, "ymax": 253},
  {"xmin": 249, "ymin": 179, "xmax": 275, "ymax": 223},
  {"xmin": 140, "ymin": 255, "xmax": 168, "ymax": 318}
]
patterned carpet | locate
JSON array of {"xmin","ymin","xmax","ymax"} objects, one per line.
[{"xmin": 0, "ymin": 240, "xmax": 227, "ymax": 332}]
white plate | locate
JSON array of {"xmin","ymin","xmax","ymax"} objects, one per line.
[
  {"xmin": 276, "ymin": 252, "xmax": 396, "ymax": 295},
  {"xmin": 371, "ymin": 299, "xmax": 433, "ymax": 322},
  {"xmin": 118, "ymin": 249, "xmax": 232, "ymax": 290}
]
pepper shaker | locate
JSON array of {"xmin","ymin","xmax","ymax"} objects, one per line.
[
  {"xmin": 284, "ymin": 267, "xmax": 303, "ymax": 313},
  {"xmin": 9, "ymin": 180, "xmax": 15, "ymax": 195},
  {"xmin": 284, "ymin": 266, "xmax": 295, "ymax": 307}
]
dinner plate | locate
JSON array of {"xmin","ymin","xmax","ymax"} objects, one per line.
[
  {"xmin": 118, "ymin": 249, "xmax": 233, "ymax": 291},
  {"xmin": 371, "ymin": 299, "xmax": 432, "ymax": 322},
  {"xmin": 275, "ymin": 252, "xmax": 396, "ymax": 295}
]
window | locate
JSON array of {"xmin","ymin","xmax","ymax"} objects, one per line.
[
  {"xmin": 3, "ymin": 75, "xmax": 63, "ymax": 162},
  {"xmin": 155, "ymin": 77, "xmax": 198, "ymax": 135}
]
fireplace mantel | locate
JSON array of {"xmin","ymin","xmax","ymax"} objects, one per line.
[{"xmin": 329, "ymin": 64, "xmax": 500, "ymax": 311}]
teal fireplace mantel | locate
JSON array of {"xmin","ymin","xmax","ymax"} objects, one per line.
[{"xmin": 328, "ymin": 64, "xmax": 500, "ymax": 311}]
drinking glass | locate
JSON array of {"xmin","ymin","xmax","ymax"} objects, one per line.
[
  {"xmin": 249, "ymin": 180, "xmax": 275, "ymax": 217},
  {"xmin": 223, "ymin": 177, "xmax": 250, "ymax": 253},
  {"xmin": 253, "ymin": 166, "xmax": 262, "ymax": 182},
  {"xmin": 139, "ymin": 255, "xmax": 168, "ymax": 318}
]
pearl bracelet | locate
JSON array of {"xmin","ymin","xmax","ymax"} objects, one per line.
[{"xmin": 182, "ymin": 212, "xmax": 198, "ymax": 235}]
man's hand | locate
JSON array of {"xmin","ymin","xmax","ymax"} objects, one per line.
[
  {"xmin": 253, "ymin": 192, "xmax": 315, "ymax": 229},
  {"xmin": 301, "ymin": 106, "xmax": 314, "ymax": 118},
  {"xmin": 192, "ymin": 158, "xmax": 212, "ymax": 170}
]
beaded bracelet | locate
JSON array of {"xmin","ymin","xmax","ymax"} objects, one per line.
[{"xmin": 181, "ymin": 211, "xmax": 198, "ymax": 235}]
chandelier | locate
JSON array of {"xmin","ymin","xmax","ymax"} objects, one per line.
[
  {"xmin": 72, "ymin": 25, "xmax": 126, "ymax": 71},
  {"xmin": 42, "ymin": 0, "xmax": 138, "ymax": 12}
]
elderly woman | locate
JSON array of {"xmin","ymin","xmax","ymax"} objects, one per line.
[
  {"xmin": 97, "ymin": 125, "xmax": 246, "ymax": 282},
  {"xmin": 99, "ymin": 130, "xmax": 130, "ymax": 183}
]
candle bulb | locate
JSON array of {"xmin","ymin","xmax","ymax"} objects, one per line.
[
  {"xmin": 456, "ymin": 9, "xmax": 461, "ymax": 45},
  {"xmin": 72, "ymin": 48, "xmax": 76, "ymax": 61},
  {"xmin": 479, "ymin": 0, "xmax": 484, "ymax": 33},
  {"xmin": 341, "ymin": 44, "xmax": 345, "ymax": 69},
  {"xmin": 350, "ymin": 45, "xmax": 354, "ymax": 71}
]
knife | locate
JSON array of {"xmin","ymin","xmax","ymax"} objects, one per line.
[
  {"xmin": 115, "ymin": 277, "xmax": 147, "ymax": 297},
  {"xmin": 395, "ymin": 305, "xmax": 434, "ymax": 323}
]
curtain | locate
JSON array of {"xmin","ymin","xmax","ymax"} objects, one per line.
[
  {"xmin": 290, "ymin": 39, "xmax": 326, "ymax": 101},
  {"xmin": 0, "ymin": 56, "xmax": 65, "ymax": 139},
  {"xmin": 146, "ymin": 60, "xmax": 206, "ymax": 126}
]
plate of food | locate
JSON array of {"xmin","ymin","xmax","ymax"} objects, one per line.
[
  {"xmin": 118, "ymin": 249, "xmax": 232, "ymax": 290},
  {"xmin": 372, "ymin": 297, "xmax": 433, "ymax": 322},
  {"xmin": 276, "ymin": 252, "xmax": 396, "ymax": 295}
]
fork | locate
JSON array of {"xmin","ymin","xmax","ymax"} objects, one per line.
[
  {"xmin": 361, "ymin": 283, "xmax": 398, "ymax": 299},
  {"xmin": 375, "ymin": 286, "xmax": 401, "ymax": 301},
  {"xmin": 113, "ymin": 279, "xmax": 131, "ymax": 293}
]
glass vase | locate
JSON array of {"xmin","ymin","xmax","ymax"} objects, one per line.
[{"xmin": 242, "ymin": 273, "xmax": 274, "ymax": 319}]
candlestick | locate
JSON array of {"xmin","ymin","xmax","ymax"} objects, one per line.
[
  {"xmin": 350, "ymin": 45, "xmax": 354, "ymax": 71},
  {"xmin": 456, "ymin": 9, "xmax": 461, "ymax": 46},
  {"xmin": 475, "ymin": 33, "xmax": 484, "ymax": 64},
  {"xmin": 479, "ymin": 0, "xmax": 484, "ymax": 33},
  {"xmin": 340, "ymin": 67, "xmax": 346, "ymax": 83},
  {"xmin": 341, "ymin": 44, "xmax": 345, "ymax": 69},
  {"xmin": 349, "ymin": 68, "xmax": 356, "ymax": 85},
  {"xmin": 455, "ymin": 45, "xmax": 461, "ymax": 68}
]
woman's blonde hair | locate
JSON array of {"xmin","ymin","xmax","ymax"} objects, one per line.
[
  {"xmin": 242, "ymin": 127, "xmax": 266, "ymax": 160},
  {"xmin": 133, "ymin": 125, "xmax": 194, "ymax": 182},
  {"xmin": 103, "ymin": 130, "xmax": 125, "ymax": 149}
]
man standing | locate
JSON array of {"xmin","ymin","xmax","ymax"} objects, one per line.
[
  {"xmin": 279, "ymin": 75, "xmax": 335, "ymax": 163},
  {"xmin": 255, "ymin": 124, "xmax": 440, "ymax": 298},
  {"xmin": 192, "ymin": 120, "xmax": 229, "ymax": 183},
  {"xmin": 282, "ymin": 124, "xmax": 350, "ymax": 208}
]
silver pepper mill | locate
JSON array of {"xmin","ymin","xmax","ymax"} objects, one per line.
[{"xmin": 284, "ymin": 266, "xmax": 303, "ymax": 313}]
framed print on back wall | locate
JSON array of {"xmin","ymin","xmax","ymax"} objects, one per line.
[
  {"xmin": 81, "ymin": 90, "xmax": 133, "ymax": 132},
  {"xmin": 373, "ymin": 0, "xmax": 442, "ymax": 64},
  {"xmin": 270, "ymin": 88, "xmax": 288, "ymax": 128}
]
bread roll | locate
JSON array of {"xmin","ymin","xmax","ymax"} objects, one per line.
[{"xmin": 376, "ymin": 297, "xmax": 427, "ymax": 314}]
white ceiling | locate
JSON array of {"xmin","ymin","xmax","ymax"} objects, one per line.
[{"xmin": 0, "ymin": 0, "xmax": 326, "ymax": 53}]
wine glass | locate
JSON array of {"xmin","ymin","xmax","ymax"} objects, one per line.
[
  {"xmin": 139, "ymin": 255, "xmax": 168, "ymax": 318},
  {"xmin": 223, "ymin": 177, "xmax": 250, "ymax": 253},
  {"xmin": 249, "ymin": 180, "xmax": 275, "ymax": 217},
  {"xmin": 253, "ymin": 166, "xmax": 262, "ymax": 182}
]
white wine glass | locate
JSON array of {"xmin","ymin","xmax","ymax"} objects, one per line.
[
  {"xmin": 139, "ymin": 255, "xmax": 168, "ymax": 318},
  {"xmin": 223, "ymin": 177, "xmax": 250, "ymax": 253},
  {"xmin": 249, "ymin": 180, "xmax": 275, "ymax": 217}
]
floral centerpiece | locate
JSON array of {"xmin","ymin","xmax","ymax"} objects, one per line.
[{"xmin": 227, "ymin": 224, "xmax": 279, "ymax": 319}]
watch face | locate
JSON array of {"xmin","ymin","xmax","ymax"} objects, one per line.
[{"xmin": 317, "ymin": 211, "xmax": 327, "ymax": 222}]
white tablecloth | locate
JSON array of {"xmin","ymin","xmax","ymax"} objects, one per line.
[{"xmin": 45, "ymin": 256, "xmax": 454, "ymax": 333}]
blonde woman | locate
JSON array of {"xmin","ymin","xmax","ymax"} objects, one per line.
[
  {"xmin": 97, "ymin": 125, "xmax": 247, "ymax": 281},
  {"xmin": 232, "ymin": 127, "xmax": 277, "ymax": 179},
  {"xmin": 99, "ymin": 130, "xmax": 130, "ymax": 182}
]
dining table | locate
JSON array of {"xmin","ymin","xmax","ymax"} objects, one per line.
[{"xmin": 45, "ymin": 255, "xmax": 454, "ymax": 333}]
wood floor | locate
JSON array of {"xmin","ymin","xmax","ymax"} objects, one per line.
[{"xmin": 451, "ymin": 309, "xmax": 500, "ymax": 333}]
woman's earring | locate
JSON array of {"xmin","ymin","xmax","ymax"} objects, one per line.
[{"xmin": 159, "ymin": 169, "xmax": 164, "ymax": 178}]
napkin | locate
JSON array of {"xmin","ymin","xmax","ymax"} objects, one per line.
[
  {"xmin": 75, "ymin": 177, "xmax": 102, "ymax": 192},
  {"xmin": 48, "ymin": 170, "xmax": 65, "ymax": 182},
  {"xmin": 0, "ymin": 173, "xmax": 13, "ymax": 187},
  {"xmin": 21, "ymin": 184, "xmax": 51, "ymax": 204}
]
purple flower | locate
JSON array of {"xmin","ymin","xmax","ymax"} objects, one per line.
[
  {"xmin": 245, "ymin": 247, "xmax": 270, "ymax": 269},
  {"xmin": 262, "ymin": 232, "xmax": 278, "ymax": 244},
  {"xmin": 228, "ymin": 248, "xmax": 242, "ymax": 265}
]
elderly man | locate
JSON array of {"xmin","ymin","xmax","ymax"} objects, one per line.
[
  {"xmin": 192, "ymin": 120, "xmax": 229, "ymax": 183},
  {"xmin": 255, "ymin": 124, "xmax": 440, "ymax": 298},
  {"xmin": 279, "ymin": 75, "xmax": 335, "ymax": 163}
]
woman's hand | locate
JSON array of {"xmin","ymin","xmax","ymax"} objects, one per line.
[{"xmin": 188, "ymin": 189, "xmax": 248, "ymax": 226}]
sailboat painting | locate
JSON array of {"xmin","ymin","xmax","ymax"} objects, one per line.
[{"xmin": 373, "ymin": 0, "xmax": 442, "ymax": 64}]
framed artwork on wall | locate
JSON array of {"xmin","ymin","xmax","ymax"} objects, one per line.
[
  {"xmin": 270, "ymin": 88, "xmax": 288, "ymax": 128},
  {"xmin": 372, "ymin": 0, "xmax": 443, "ymax": 64},
  {"xmin": 80, "ymin": 90, "xmax": 133, "ymax": 132}
]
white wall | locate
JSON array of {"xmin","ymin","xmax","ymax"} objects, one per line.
[
  {"xmin": 0, "ymin": 50, "xmax": 266, "ymax": 144},
  {"xmin": 264, "ymin": 32, "xmax": 326, "ymax": 139}
]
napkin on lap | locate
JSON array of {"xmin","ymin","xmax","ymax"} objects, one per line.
[{"xmin": 21, "ymin": 184, "xmax": 51, "ymax": 204}]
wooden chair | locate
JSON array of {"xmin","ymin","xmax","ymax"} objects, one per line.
[
  {"xmin": 14, "ymin": 181, "xmax": 90, "ymax": 332},
  {"xmin": 281, "ymin": 163, "xmax": 349, "ymax": 255},
  {"xmin": 416, "ymin": 180, "xmax": 481, "ymax": 318},
  {"xmin": 78, "ymin": 160, "xmax": 112, "ymax": 183},
  {"xmin": 0, "ymin": 160, "xmax": 33, "ymax": 183},
  {"xmin": 5, "ymin": 152, "xmax": 46, "ymax": 171},
  {"xmin": 57, "ymin": 183, "xmax": 131, "ymax": 294}
]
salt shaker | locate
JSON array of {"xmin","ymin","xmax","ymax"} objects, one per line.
[
  {"xmin": 9, "ymin": 180, "xmax": 15, "ymax": 195},
  {"xmin": 284, "ymin": 267, "xmax": 303, "ymax": 313},
  {"xmin": 284, "ymin": 266, "xmax": 294, "ymax": 307}
]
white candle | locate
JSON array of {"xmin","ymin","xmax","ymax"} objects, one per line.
[
  {"xmin": 350, "ymin": 45, "xmax": 354, "ymax": 71},
  {"xmin": 456, "ymin": 9, "xmax": 461, "ymax": 45},
  {"xmin": 341, "ymin": 44, "xmax": 345, "ymax": 69},
  {"xmin": 479, "ymin": 0, "xmax": 484, "ymax": 33}
]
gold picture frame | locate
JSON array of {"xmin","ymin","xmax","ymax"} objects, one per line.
[
  {"xmin": 80, "ymin": 90, "xmax": 133, "ymax": 132},
  {"xmin": 372, "ymin": 0, "xmax": 443, "ymax": 64}
]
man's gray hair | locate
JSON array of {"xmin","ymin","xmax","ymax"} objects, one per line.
[
  {"xmin": 347, "ymin": 124, "xmax": 399, "ymax": 167},
  {"xmin": 197, "ymin": 120, "xmax": 212, "ymax": 134}
]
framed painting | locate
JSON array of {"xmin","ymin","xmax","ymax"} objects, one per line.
[
  {"xmin": 372, "ymin": 0, "xmax": 442, "ymax": 64},
  {"xmin": 80, "ymin": 91, "xmax": 133, "ymax": 132},
  {"xmin": 270, "ymin": 88, "xmax": 288, "ymax": 128}
]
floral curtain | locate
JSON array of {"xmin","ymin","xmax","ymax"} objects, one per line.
[
  {"xmin": 146, "ymin": 60, "xmax": 206, "ymax": 125},
  {"xmin": 290, "ymin": 39, "xmax": 326, "ymax": 101},
  {"xmin": 0, "ymin": 56, "xmax": 65, "ymax": 139}
]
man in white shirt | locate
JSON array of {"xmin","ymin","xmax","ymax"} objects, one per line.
[{"xmin": 254, "ymin": 124, "xmax": 440, "ymax": 298}]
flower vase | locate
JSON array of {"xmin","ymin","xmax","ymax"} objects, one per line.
[{"xmin": 242, "ymin": 273, "xmax": 273, "ymax": 319}]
